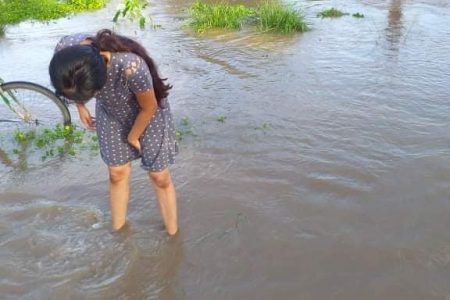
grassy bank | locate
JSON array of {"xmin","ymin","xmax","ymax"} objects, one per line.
[
  {"xmin": 0, "ymin": 0, "xmax": 108, "ymax": 35},
  {"xmin": 190, "ymin": 1, "xmax": 309, "ymax": 34}
]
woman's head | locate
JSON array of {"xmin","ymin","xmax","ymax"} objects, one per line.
[{"xmin": 49, "ymin": 44, "xmax": 107, "ymax": 103}]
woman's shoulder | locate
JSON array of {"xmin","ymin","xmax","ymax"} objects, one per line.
[
  {"xmin": 113, "ymin": 52, "xmax": 145, "ymax": 65},
  {"xmin": 113, "ymin": 52, "xmax": 148, "ymax": 76}
]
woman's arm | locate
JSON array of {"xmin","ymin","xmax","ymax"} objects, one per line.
[
  {"xmin": 77, "ymin": 103, "xmax": 96, "ymax": 130},
  {"xmin": 127, "ymin": 89, "xmax": 158, "ymax": 152}
]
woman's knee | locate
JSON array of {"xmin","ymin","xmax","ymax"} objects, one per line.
[
  {"xmin": 109, "ymin": 165, "xmax": 130, "ymax": 184},
  {"xmin": 149, "ymin": 169, "xmax": 172, "ymax": 189}
]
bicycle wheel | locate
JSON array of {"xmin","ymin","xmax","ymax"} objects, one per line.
[{"xmin": 0, "ymin": 81, "xmax": 71, "ymax": 127}]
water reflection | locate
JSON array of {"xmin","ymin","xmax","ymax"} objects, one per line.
[
  {"xmin": 385, "ymin": 0, "xmax": 404, "ymax": 52},
  {"xmin": 118, "ymin": 233, "xmax": 185, "ymax": 299}
]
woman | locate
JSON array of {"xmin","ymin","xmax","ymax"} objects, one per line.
[{"xmin": 49, "ymin": 29, "xmax": 178, "ymax": 235}]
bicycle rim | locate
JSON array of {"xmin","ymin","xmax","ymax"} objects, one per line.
[{"xmin": 0, "ymin": 81, "xmax": 71, "ymax": 129}]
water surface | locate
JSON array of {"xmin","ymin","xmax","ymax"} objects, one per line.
[{"xmin": 0, "ymin": 0, "xmax": 449, "ymax": 299}]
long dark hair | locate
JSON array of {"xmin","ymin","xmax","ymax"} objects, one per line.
[
  {"xmin": 49, "ymin": 44, "xmax": 107, "ymax": 102},
  {"xmin": 93, "ymin": 29, "xmax": 172, "ymax": 106}
]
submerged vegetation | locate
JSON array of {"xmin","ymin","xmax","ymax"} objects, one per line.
[
  {"xmin": 190, "ymin": 1, "xmax": 309, "ymax": 34},
  {"xmin": 352, "ymin": 12, "xmax": 365, "ymax": 18},
  {"xmin": 0, "ymin": 0, "xmax": 108, "ymax": 35},
  {"xmin": 317, "ymin": 8, "xmax": 349, "ymax": 18},
  {"xmin": 0, "ymin": 124, "xmax": 98, "ymax": 171},
  {"xmin": 176, "ymin": 117, "xmax": 195, "ymax": 141}
]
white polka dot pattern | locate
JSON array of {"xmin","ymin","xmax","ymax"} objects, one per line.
[{"xmin": 55, "ymin": 34, "xmax": 178, "ymax": 171}]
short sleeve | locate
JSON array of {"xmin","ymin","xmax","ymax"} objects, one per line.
[
  {"xmin": 125, "ymin": 54, "xmax": 154, "ymax": 94},
  {"xmin": 54, "ymin": 33, "xmax": 92, "ymax": 52}
]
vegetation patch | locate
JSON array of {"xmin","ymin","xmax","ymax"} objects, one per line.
[
  {"xmin": 257, "ymin": 2, "xmax": 309, "ymax": 33},
  {"xmin": 352, "ymin": 12, "xmax": 365, "ymax": 18},
  {"xmin": 176, "ymin": 117, "xmax": 195, "ymax": 141},
  {"xmin": 216, "ymin": 115, "xmax": 227, "ymax": 123},
  {"xmin": 317, "ymin": 8, "xmax": 349, "ymax": 18},
  {"xmin": 190, "ymin": 1, "xmax": 255, "ymax": 33},
  {"xmin": 190, "ymin": 1, "xmax": 308, "ymax": 34},
  {"xmin": 0, "ymin": 124, "xmax": 99, "ymax": 171},
  {"xmin": 113, "ymin": 0, "xmax": 154, "ymax": 29},
  {"xmin": 0, "ymin": 0, "xmax": 108, "ymax": 35}
]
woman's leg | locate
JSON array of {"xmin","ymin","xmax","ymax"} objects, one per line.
[
  {"xmin": 109, "ymin": 162, "xmax": 132, "ymax": 231},
  {"xmin": 149, "ymin": 168, "xmax": 178, "ymax": 235}
]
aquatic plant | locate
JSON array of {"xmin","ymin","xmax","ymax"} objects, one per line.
[
  {"xmin": 254, "ymin": 122, "xmax": 272, "ymax": 132},
  {"xmin": 176, "ymin": 117, "xmax": 195, "ymax": 141},
  {"xmin": 0, "ymin": 0, "xmax": 107, "ymax": 33},
  {"xmin": 317, "ymin": 8, "xmax": 349, "ymax": 18},
  {"xmin": 257, "ymin": 2, "xmax": 309, "ymax": 33},
  {"xmin": 190, "ymin": 1, "xmax": 255, "ymax": 33},
  {"xmin": 11, "ymin": 124, "xmax": 98, "ymax": 162},
  {"xmin": 216, "ymin": 115, "xmax": 227, "ymax": 123},
  {"xmin": 352, "ymin": 12, "xmax": 365, "ymax": 18},
  {"xmin": 113, "ymin": 0, "xmax": 153, "ymax": 29}
]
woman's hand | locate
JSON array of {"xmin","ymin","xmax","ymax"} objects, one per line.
[
  {"xmin": 127, "ymin": 90, "xmax": 157, "ymax": 154},
  {"xmin": 127, "ymin": 135, "xmax": 141, "ymax": 153},
  {"xmin": 77, "ymin": 103, "xmax": 96, "ymax": 130}
]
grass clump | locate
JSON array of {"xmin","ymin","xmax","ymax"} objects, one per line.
[
  {"xmin": 216, "ymin": 115, "xmax": 227, "ymax": 123},
  {"xmin": 190, "ymin": 1, "xmax": 308, "ymax": 34},
  {"xmin": 257, "ymin": 2, "xmax": 308, "ymax": 33},
  {"xmin": 352, "ymin": 12, "xmax": 365, "ymax": 18},
  {"xmin": 0, "ymin": 0, "xmax": 107, "ymax": 32},
  {"xmin": 176, "ymin": 117, "xmax": 195, "ymax": 141},
  {"xmin": 190, "ymin": 1, "xmax": 255, "ymax": 32},
  {"xmin": 317, "ymin": 8, "xmax": 349, "ymax": 18}
]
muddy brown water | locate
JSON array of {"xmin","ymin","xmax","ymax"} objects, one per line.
[{"xmin": 0, "ymin": 0, "xmax": 449, "ymax": 299}]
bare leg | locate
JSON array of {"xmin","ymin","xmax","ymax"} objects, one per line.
[
  {"xmin": 149, "ymin": 168, "xmax": 178, "ymax": 235},
  {"xmin": 109, "ymin": 162, "xmax": 132, "ymax": 231}
]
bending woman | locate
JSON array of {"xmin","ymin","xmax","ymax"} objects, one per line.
[{"xmin": 49, "ymin": 29, "xmax": 178, "ymax": 235}]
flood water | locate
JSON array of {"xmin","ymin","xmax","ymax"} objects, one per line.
[{"xmin": 1, "ymin": 0, "xmax": 449, "ymax": 299}]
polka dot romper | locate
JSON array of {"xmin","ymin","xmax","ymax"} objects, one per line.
[{"xmin": 55, "ymin": 33, "xmax": 178, "ymax": 172}]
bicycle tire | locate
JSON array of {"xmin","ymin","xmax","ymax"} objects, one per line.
[{"xmin": 0, "ymin": 81, "xmax": 71, "ymax": 126}]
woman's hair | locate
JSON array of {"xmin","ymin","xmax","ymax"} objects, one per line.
[
  {"xmin": 93, "ymin": 29, "xmax": 172, "ymax": 107},
  {"xmin": 49, "ymin": 44, "xmax": 107, "ymax": 102}
]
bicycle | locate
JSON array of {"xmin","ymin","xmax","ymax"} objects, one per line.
[
  {"xmin": 0, "ymin": 78, "xmax": 71, "ymax": 127},
  {"xmin": 0, "ymin": 78, "xmax": 73, "ymax": 170}
]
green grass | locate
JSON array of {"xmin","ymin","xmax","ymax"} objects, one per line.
[
  {"xmin": 11, "ymin": 124, "xmax": 98, "ymax": 163},
  {"xmin": 317, "ymin": 8, "xmax": 349, "ymax": 18},
  {"xmin": 352, "ymin": 12, "xmax": 365, "ymax": 18},
  {"xmin": 216, "ymin": 115, "xmax": 227, "ymax": 123},
  {"xmin": 176, "ymin": 117, "xmax": 195, "ymax": 141},
  {"xmin": 257, "ymin": 2, "xmax": 308, "ymax": 33},
  {"xmin": 190, "ymin": 1, "xmax": 255, "ymax": 33},
  {"xmin": 0, "ymin": 0, "xmax": 107, "ymax": 34},
  {"xmin": 190, "ymin": 1, "xmax": 308, "ymax": 34}
]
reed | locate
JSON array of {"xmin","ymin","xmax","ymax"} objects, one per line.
[
  {"xmin": 257, "ymin": 2, "xmax": 309, "ymax": 33},
  {"xmin": 190, "ymin": 1, "xmax": 255, "ymax": 32},
  {"xmin": 317, "ymin": 8, "xmax": 349, "ymax": 18}
]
